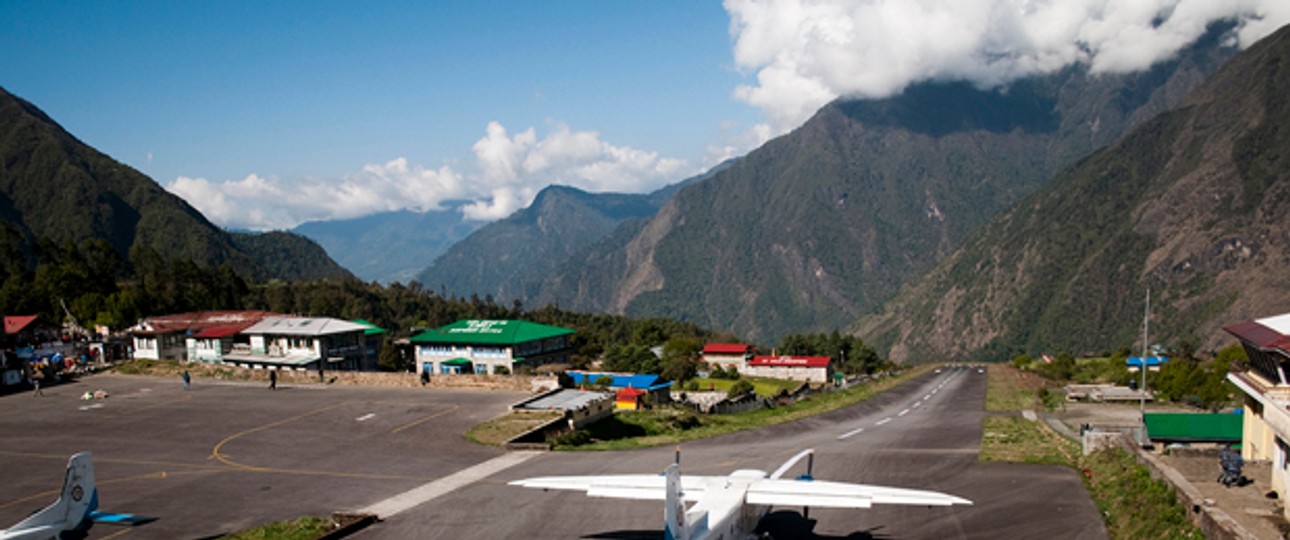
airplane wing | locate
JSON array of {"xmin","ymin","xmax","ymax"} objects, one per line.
[
  {"xmin": 745, "ymin": 478, "xmax": 972, "ymax": 509},
  {"xmin": 509, "ymin": 474, "xmax": 710, "ymax": 502}
]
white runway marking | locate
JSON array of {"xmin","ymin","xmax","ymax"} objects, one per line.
[
  {"xmin": 898, "ymin": 409, "xmax": 910, "ymax": 416},
  {"xmin": 358, "ymin": 451, "xmax": 542, "ymax": 518},
  {"xmin": 837, "ymin": 427, "xmax": 865, "ymax": 440},
  {"xmin": 356, "ymin": 413, "xmax": 375, "ymax": 422},
  {"xmin": 876, "ymin": 418, "xmax": 892, "ymax": 426},
  {"xmin": 78, "ymin": 403, "xmax": 104, "ymax": 411}
]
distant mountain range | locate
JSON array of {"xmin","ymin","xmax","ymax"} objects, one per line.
[
  {"xmin": 0, "ymin": 86, "xmax": 350, "ymax": 282},
  {"xmin": 858, "ymin": 22, "xmax": 1290, "ymax": 361},
  {"xmin": 505, "ymin": 23, "xmax": 1238, "ymax": 344},
  {"xmin": 414, "ymin": 162, "xmax": 728, "ymax": 301},
  {"xmin": 292, "ymin": 206, "xmax": 482, "ymax": 284}
]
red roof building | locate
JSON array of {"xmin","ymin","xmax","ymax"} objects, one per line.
[
  {"xmin": 702, "ymin": 343, "xmax": 754, "ymax": 372},
  {"xmin": 615, "ymin": 387, "xmax": 648, "ymax": 410},
  {"xmin": 130, "ymin": 311, "xmax": 279, "ymax": 361},
  {"xmin": 744, "ymin": 355, "xmax": 833, "ymax": 383}
]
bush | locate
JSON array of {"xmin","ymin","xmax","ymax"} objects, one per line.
[
  {"xmin": 670, "ymin": 412, "xmax": 701, "ymax": 430},
  {"xmin": 553, "ymin": 429, "xmax": 592, "ymax": 447},
  {"xmin": 728, "ymin": 380, "xmax": 755, "ymax": 399}
]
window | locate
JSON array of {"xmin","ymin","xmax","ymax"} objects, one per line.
[
  {"xmin": 1279, "ymin": 438, "xmax": 1289, "ymax": 471},
  {"xmin": 421, "ymin": 345, "xmax": 452, "ymax": 356},
  {"xmin": 475, "ymin": 363, "xmax": 488, "ymax": 374},
  {"xmin": 474, "ymin": 346, "xmax": 506, "ymax": 358}
]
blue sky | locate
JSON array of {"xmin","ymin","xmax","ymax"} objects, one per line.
[{"xmin": 3, "ymin": 1, "xmax": 1287, "ymax": 229}]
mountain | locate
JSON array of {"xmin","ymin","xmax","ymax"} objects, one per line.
[
  {"xmin": 417, "ymin": 185, "xmax": 670, "ymax": 301},
  {"xmin": 293, "ymin": 206, "xmax": 482, "ymax": 283},
  {"xmin": 415, "ymin": 162, "xmax": 730, "ymax": 302},
  {"xmin": 0, "ymin": 86, "xmax": 349, "ymax": 281},
  {"xmin": 229, "ymin": 231, "xmax": 352, "ymax": 281},
  {"xmin": 532, "ymin": 24, "xmax": 1237, "ymax": 344},
  {"xmin": 856, "ymin": 23, "xmax": 1290, "ymax": 362}
]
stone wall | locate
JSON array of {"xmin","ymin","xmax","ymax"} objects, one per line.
[{"xmin": 1112, "ymin": 436, "xmax": 1261, "ymax": 540}]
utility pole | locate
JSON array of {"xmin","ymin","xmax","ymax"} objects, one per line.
[{"xmin": 1140, "ymin": 287, "xmax": 1150, "ymax": 420}]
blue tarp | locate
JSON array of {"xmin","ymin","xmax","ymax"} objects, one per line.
[
  {"xmin": 1126, "ymin": 356, "xmax": 1169, "ymax": 367},
  {"xmin": 568, "ymin": 372, "xmax": 673, "ymax": 391}
]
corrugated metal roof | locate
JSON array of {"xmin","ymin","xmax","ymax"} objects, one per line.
[
  {"xmin": 520, "ymin": 389, "xmax": 610, "ymax": 411},
  {"xmin": 1143, "ymin": 413, "xmax": 1242, "ymax": 443},
  {"xmin": 352, "ymin": 319, "xmax": 387, "ymax": 336},
  {"xmin": 4, "ymin": 315, "xmax": 40, "ymax": 335},
  {"xmin": 1126, "ymin": 356, "xmax": 1169, "ymax": 367},
  {"xmin": 567, "ymin": 372, "xmax": 672, "ymax": 391},
  {"xmin": 241, "ymin": 316, "xmax": 369, "ymax": 336},
  {"xmin": 409, "ymin": 320, "xmax": 573, "ymax": 345},
  {"xmin": 703, "ymin": 343, "xmax": 752, "ymax": 354}
]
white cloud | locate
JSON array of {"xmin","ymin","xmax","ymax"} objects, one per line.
[
  {"xmin": 725, "ymin": 0, "xmax": 1290, "ymax": 136},
  {"xmin": 167, "ymin": 122, "xmax": 694, "ymax": 229}
]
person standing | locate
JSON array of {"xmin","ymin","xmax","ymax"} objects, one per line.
[
  {"xmin": 182, "ymin": 370, "xmax": 190, "ymax": 391},
  {"xmin": 32, "ymin": 368, "xmax": 43, "ymax": 397},
  {"xmin": 269, "ymin": 369, "xmax": 277, "ymax": 390}
]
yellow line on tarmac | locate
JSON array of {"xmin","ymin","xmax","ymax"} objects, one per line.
[
  {"xmin": 391, "ymin": 404, "xmax": 460, "ymax": 434},
  {"xmin": 209, "ymin": 403, "xmax": 432, "ymax": 481},
  {"xmin": 210, "ymin": 403, "xmax": 347, "ymax": 469},
  {"xmin": 0, "ymin": 471, "xmax": 171, "ymax": 511}
]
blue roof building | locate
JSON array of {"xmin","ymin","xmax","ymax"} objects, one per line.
[
  {"xmin": 1126, "ymin": 356, "xmax": 1169, "ymax": 370},
  {"xmin": 568, "ymin": 372, "xmax": 674, "ymax": 392}
]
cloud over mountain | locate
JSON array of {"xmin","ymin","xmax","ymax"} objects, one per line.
[
  {"xmin": 166, "ymin": 121, "xmax": 690, "ymax": 230},
  {"xmin": 726, "ymin": 0, "xmax": 1290, "ymax": 135}
]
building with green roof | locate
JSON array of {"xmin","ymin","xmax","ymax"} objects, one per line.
[{"xmin": 410, "ymin": 319, "xmax": 574, "ymax": 375}]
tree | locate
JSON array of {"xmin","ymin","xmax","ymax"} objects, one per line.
[{"xmin": 727, "ymin": 380, "xmax": 754, "ymax": 399}]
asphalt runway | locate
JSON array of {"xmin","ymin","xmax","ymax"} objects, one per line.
[
  {"xmin": 0, "ymin": 367, "xmax": 1108, "ymax": 539},
  {"xmin": 359, "ymin": 366, "xmax": 1108, "ymax": 539},
  {"xmin": 0, "ymin": 373, "xmax": 524, "ymax": 539}
]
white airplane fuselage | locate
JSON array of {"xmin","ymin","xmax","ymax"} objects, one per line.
[{"xmin": 681, "ymin": 470, "xmax": 770, "ymax": 540}]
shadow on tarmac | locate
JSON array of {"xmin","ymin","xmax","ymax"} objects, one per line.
[{"xmin": 580, "ymin": 511, "xmax": 892, "ymax": 540}]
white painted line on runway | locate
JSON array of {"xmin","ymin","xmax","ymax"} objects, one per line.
[
  {"xmin": 358, "ymin": 451, "xmax": 542, "ymax": 518},
  {"xmin": 912, "ymin": 401, "xmax": 921, "ymax": 408},
  {"xmin": 837, "ymin": 427, "xmax": 865, "ymax": 440},
  {"xmin": 898, "ymin": 409, "xmax": 910, "ymax": 416},
  {"xmin": 78, "ymin": 403, "xmax": 104, "ymax": 411},
  {"xmin": 356, "ymin": 413, "xmax": 375, "ymax": 422},
  {"xmin": 876, "ymin": 418, "xmax": 892, "ymax": 426}
]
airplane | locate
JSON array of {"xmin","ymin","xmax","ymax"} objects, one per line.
[
  {"xmin": 1, "ymin": 452, "xmax": 154, "ymax": 540},
  {"xmin": 510, "ymin": 448, "xmax": 972, "ymax": 540}
]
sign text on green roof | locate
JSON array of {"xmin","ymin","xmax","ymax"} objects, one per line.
[{"xmin": 410, "ymin": 319, "xmax": 573, "ymax": 345}]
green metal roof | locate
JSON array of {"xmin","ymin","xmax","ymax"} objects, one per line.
[
  {"xmin": 351, "ymin": 319, "xmax": 387, "ymax": 336},
  {"xmin": 1143, "ymin": 413, "xmax": 1242, "ymax": 443},
  {"xmin": 409, "ymin": 320, "xmax": 573, "ymax": 345},
  {"xmin": 441, "ymin": 357, "xmax": 472, "ymax": 366}
]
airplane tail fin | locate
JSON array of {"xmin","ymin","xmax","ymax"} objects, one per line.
[
  {"xmin": 10, "ymin": 452, "xmax": 97, "ymax": 532},
  {"xmin": 663, "ymin": 463, "xmax": 688, "ymax": 540}
]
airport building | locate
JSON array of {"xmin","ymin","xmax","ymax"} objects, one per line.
[
  {"xmin": 220, "ymin": 316, "xmax": 370, "ymax": 371},
  {"xmin": 701, "ymin": 343, "xmax": 754, "ymax": 372},
  {"xmin": 129, "ymin": 311, "xmax": 278, "ymax": 361},
  {"xmin": 743, "ymin": 355, "xmax": 832, "ymax": 383},
  {"xmin": 1224, "ymin": 311, "xmax": 1290, "ymax": 518},
  {"xmin": 410, "ymin": 319, "xmax": 574, "ymax": 375}
]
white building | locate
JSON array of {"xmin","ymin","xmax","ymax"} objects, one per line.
[
  {"xmin": 1225, "ymin": 312, "xmax": 1290, "ymax": 520},
  {"xmin": 742, "ymin": 355, "xmax": 832, "ymax": 383}
]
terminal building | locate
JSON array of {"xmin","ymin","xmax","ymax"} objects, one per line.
[
  {"xmin": 1224, "ymin": 311, "xmax": 1290, "ymax": 518},
  {"xmin": 411, "ymin": 319, "xmax": 574, "ymax": 375},
  {"xmin": 743, "ymin": 355, "xmax": 832, "ymax": 383}
]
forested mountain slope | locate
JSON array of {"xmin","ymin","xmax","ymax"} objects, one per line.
[{"xmin": 857, "ymin": 23, "xmax": 1290, "ymax": 362}]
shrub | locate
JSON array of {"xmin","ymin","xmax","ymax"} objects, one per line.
[{"xmin": 728, "ymin": 380, "xmax": 754, "ymax": 399}]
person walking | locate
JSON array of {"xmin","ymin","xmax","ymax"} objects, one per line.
[
  {"xmin": 269, "ymin": 369, "xmax": 277, "ymax": 390},
  {"xmin": 182, "ymin": 370, "xmax": 190, "ymax": 391},
  {"xmin": 32, "ymin": 369, "xmax": 44, "ymax": 397}
]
